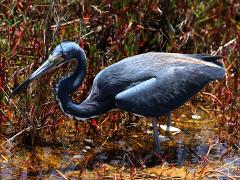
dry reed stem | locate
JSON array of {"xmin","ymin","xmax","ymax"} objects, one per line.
[
  {"xmin": 202, "ymin": 92, "xmax": 223, "ymax": 106},
  {"xmin": 212, "ymin": 38, "xmax": 238, "ymax": 56},
  {"xmin": 51, "ymin": 19, "xmax": 80, "ymax": 29}
]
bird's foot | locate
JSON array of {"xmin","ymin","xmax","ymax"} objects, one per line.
[{"xmin": 152, "ymin": 135, "xmax": 170, "ymax": 156}]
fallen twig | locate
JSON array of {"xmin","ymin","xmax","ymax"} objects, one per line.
[
  {"xmin": 200, "ymin": 143, "xmax": 217, "ymax": 166},
  {"xmin": 56, "ymin": 169, "xmax": 68, "ymax": 180},
  {"xmin": 158, "ymin": 162, "xmax": 166, "ymax": 179},
  {"xmin": 215, "ymin": 158, "xmax": 240, "ymax": 171},
  {"xmin": 203, "ymin": 170, "xmax": 235, "ymax": 180},
  {"xmin": 0, "ymin": 126, "xmax": 33, "ymax": 147}
]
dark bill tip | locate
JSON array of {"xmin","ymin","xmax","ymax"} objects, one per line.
[
  {"xmin": 11, "ymin": 58, "xmax": 55, "ymax": 96},
  {"xmin": 11, "ymin": 78, "xmax": 32, "ymax": 96}
]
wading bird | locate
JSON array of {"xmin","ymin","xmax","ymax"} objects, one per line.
[{"xmin": 12, "ymin": 41, "xmax": 225, "ymax": 154}]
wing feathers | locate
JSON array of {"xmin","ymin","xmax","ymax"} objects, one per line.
[{"xmin": 115, "ymin": 64, "xmax": 225, "ymax": 117}]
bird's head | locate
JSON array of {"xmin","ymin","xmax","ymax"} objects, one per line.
[{"xmin": 12, "ymin": 41, "xmax": 85, "ymax": 96}]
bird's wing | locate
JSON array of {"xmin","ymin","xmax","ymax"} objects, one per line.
[{"xmin": 115, "ymin": 64, "xmax": 225, "ymax": 117}]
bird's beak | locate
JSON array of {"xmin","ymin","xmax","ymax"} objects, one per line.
[{"xmin": 12, "ymin": 55, "xmax": 61, "ymax": 96}]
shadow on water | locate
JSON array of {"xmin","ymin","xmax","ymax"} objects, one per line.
[{"xmin": 0, "ymin": 109, "xmax": 239, "ymax": 179}]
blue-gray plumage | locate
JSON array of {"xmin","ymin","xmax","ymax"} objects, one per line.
[{"xmin": 12, "ymin": 41, "xmax": 226, "ymax": 154}]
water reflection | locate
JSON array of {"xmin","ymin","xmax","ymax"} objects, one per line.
[{"xmin": 176, "ymin": 140, "xmax": 186, "ymax": 166}]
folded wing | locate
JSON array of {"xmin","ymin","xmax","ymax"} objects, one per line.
[{"xmin": 115, "ymin": 63, "xmax": 225, "ymax": 117}]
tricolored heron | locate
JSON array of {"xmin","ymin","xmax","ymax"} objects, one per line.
[{"xmin": 12, "ymin": 41, "xmax": 225, "ymax": 154}]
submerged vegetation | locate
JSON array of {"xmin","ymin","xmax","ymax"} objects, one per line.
[{"xmin": 0, "ymin": 0, "xmax": 240, "ymax": 179}]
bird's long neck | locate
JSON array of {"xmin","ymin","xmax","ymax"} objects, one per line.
[{"xmin": 55, "ymin": 50, "xmax": 92, "ymax": 120}]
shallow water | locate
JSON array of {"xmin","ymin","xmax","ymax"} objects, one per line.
[{"xmin": 0, "ymin": 109, "xmax": 239, "ymax": 179}]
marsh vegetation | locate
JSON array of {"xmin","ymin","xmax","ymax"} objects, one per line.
[{"xmin": 0, "ymin": 0, "xmax": 239, "ymax": 179}]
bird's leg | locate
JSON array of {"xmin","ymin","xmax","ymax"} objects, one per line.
[
  {"xmin": 160, "ymin": 112, "xmax": 181, "ymax": 133},
  {"xmin": 166, "ymin": 112, "xmax": 171, "ymax": 132},
  {"xmin": 151, "ymin": 117, "xmax": 161, "ymax": 155}
]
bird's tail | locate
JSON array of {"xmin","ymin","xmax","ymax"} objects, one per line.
[{"xmin": 191, "ymin": 53, "xmax": 224, "ymax": 67}]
